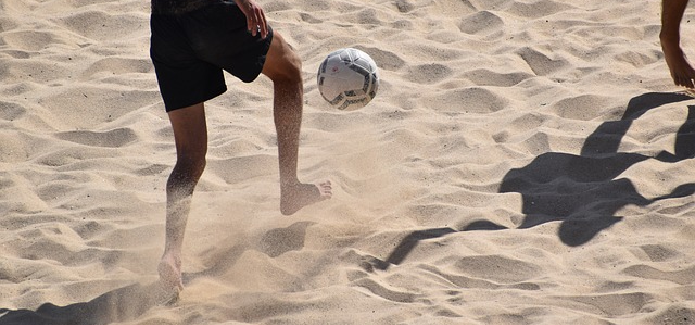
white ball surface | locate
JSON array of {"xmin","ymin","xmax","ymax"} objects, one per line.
[{"xmin": 317, "ymin": 48, "xmax": 379, "ymax": 111}]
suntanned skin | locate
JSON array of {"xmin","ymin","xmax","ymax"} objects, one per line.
[
  {"xmin": 661, "ymin": 0, "xmax": 695, "ymax": 88},
  {"xmin": 156, "ymin": 0, "xmax": 332, "ymax": 292}
]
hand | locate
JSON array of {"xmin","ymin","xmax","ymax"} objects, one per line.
[
  {"xmin": 662, "ymin": 41, "xmax": 695, "ymax": 89},
  {"xmin": 234, "ymin": 0, "xmax": 268, "ymax": 38}
]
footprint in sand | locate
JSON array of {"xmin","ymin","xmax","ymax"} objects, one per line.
[
  {"xmin": 0, "ymin": 101, "xmax": 26, "ymax": 121},
  {"xmin": 516, "ymin": 47, "xmax": 570, "ymax": 76},
  {"xmin": 459, "ymin": 11, "xmax": 504, "ymax": 36},
  {"xmin": 56, "ymin": 128, "xmax": 137, "ymax": 148}
]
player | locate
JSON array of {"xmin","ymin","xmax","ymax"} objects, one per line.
[
  {"xmin": 661, "ymin": 0, "xmax": 695, "ymax": 88},
  {"xmin": 150, "ymin": 0, "xmax": 332, "ymax": 292}
]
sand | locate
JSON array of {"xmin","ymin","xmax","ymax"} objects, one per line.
[{"xmin": 0, "ymin": 0, "xmax": 694, "ymax": 324}]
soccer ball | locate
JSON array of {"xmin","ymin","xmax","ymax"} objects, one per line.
[{"xmin": 317, "ymin": 48, "xmax": 379, "ymax": 111}]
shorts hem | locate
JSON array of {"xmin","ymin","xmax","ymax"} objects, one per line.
[{"xmin": 163, "ymin": 86, "xmax": 227, "ymax": 112}]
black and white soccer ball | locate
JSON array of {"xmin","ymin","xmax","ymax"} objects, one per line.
[{"xmin": 317, "ymin": 48, "xmax": 379, "ymax": 111}]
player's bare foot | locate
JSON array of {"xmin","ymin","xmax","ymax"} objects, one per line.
[
  {"xmin": 158, "ymin": 252, "xmax": 183, "ymax": 294},
  {"xmin": 280, "ymin": 180, "xmax": 332, "ymax": 215}
]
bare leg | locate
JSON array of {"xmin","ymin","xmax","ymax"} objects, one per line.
[
  {"xmin": 159, "ymin": 102, "xmax": 208, "ymax": 292},
  {"xmin": 660, "ymin": 0, "xmax": 695, "ymax": 88},
  {"xmin": 262, "ymin": 32, "xmax": 332, "ymax": 215}
]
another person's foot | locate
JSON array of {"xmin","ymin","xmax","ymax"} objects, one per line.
[
  {"xmin": 158, "ymin": 252, "xmax": 183, "ymax": 294},
  {"xmin": 280, "ymin": 180, "xmax": 332, "ymax": 215}
]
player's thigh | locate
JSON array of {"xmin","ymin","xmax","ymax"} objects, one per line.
[{"xmin": 261, "ymin": 31, "xmax": 301, "ymax": 81}]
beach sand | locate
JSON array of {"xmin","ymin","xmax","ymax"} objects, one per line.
[{"xmin": 0, "ymin": 0, "xmax": 694, "ymax": 324}]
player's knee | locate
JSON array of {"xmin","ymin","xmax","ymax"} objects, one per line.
[
  {"xmin": 288, "ymin": 54, "xmax": 302, "ymax": 81},
  {"xmin": 191, "ymin": 159, "xmax": 206, "ymax": 180},
  {"xmin": 176, "ymin": 155, "xmax": 206, "ymax": 181},
  {"xmin": 168, "ymin": 158, "xmax": 205, "ymax": 194},
  {"xmin": 268, "ymin": 45, "xmax": 302, "ymax": 82},
  {"xmin": 191, "ymin": 157, "xmax": 206, "ymax": 179},
  {"xmin": 277, "ymin": 55, "xmax": 302, "ymax": 83}
]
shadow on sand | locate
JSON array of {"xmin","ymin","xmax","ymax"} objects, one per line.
[{"xmin": 374, "ymin": 92, "xmax": 695, "ymax": 270}]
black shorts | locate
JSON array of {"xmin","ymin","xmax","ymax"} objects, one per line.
[{"xmin": 150, "ymin": 0, "xmax": 274, "ymax": 112}]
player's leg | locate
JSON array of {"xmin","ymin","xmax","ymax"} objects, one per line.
[
  {"xmin": 261, "ymin": 32, "xmax": 331, "ymax": 215},
  {"xmin": 158, "ymin": 102, "xmax": 208, "ymax": 291}
]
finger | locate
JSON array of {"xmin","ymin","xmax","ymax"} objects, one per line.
[
  {"xmin": 679, "ymin": 76, "xmax": 694, "ymax": 89},
  {"xmin": 247, "ymin": 15, "xmax": 256, "ymax": 36},
  {"xmin": 259, "ymin": 12, "xmax": 268, "ymax": 38},
  {"xmin": 255, "ymin": 9, "xmax": 267, "ymax": 38},
  {"xmin": 677, "ymin": 77, "xmax": 686, "ymax": 88},
  {"xmin": 684, "ymin": 69, "xmax": 695, "ymax": 88},
  {"xmin": 253, "ymin": 9, "xmax": 266, "ymax": 38}
]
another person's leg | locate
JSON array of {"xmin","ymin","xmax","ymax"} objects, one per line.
[
  {"xmin": 261, "ymin": 32, "xmax": 331, "ymax": 215},
  {"xmin": 158, "ymin": 102, "xmax": 208, "ymax": 291},
  {"xmin": 660, "ymin": 0, "xmax": 695, "ymax": 88}
]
